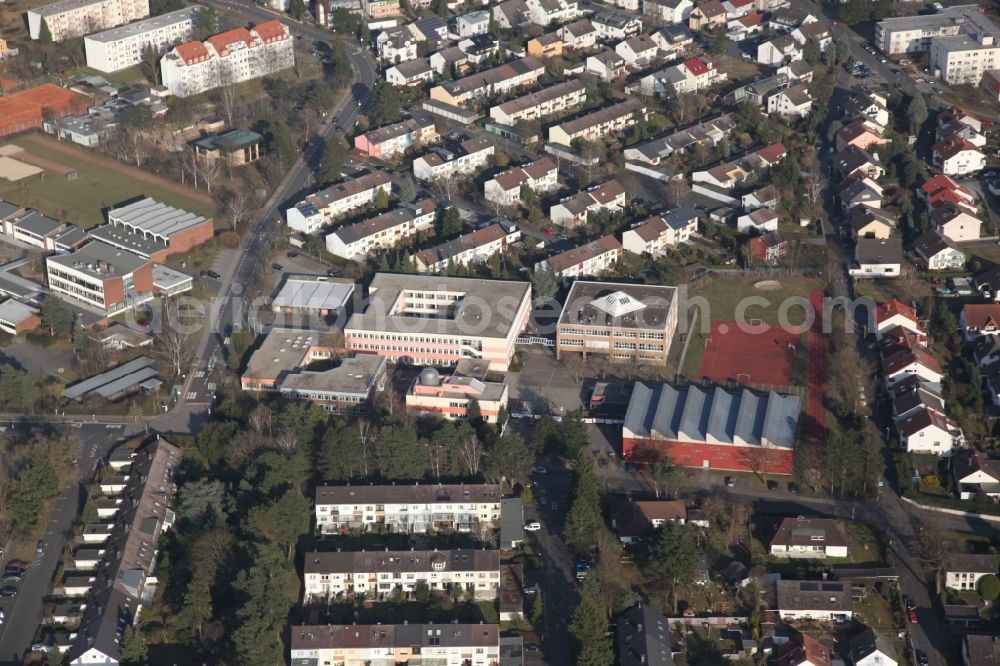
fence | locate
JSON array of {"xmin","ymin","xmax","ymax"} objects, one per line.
[{"xmin": 673, "ymin": 374, "xmax": 805, "ymax": 397}]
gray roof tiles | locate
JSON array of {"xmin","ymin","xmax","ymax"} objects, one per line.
[{"xmin": 108, "ymin": 197, "xmax": 208, "ymax": 240}]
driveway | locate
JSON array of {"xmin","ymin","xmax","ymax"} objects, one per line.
[{"xmin": 507, "ymin": 349, "xmax": 588, "ymax": 414}]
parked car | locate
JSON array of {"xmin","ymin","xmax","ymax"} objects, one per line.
[
  {"xmin": 523, "ymin": 521, "xmax": 541, "ymax": 531},
  {"xmin": 904, "ymin": 596, "xmax": 916, "ymax": 611},
  {"xmin": 766, "ymin": 480, "xmax": 779, "ymax": 491},
  {"xmin": 5, "ymin": 560, "xmax": 28, "ymax": 572},
  {"xmin": 524, "ymin": 643, "xmax": 540, "ymax": 652},
  {"xmin": 788, "ymin": 482, "xmax": 800, "ymax": 493},
  {"xmin": 725, "ymin": 476, "xmax": 735, "ymax": 488},
  {"xmin": 522, "ymin": 585, "xmax": 537, "ymax": 595},
  {"xmin": 286, "ymin": 250, "xmax": 299, "ymax": 258},
  {"xmin": 36, "ymin": 540, "xmax": 44, "ymax": 555},
  {"xmin": 200, "ymin": 270, "xmax": 221, "ymax": 280},
  {"xmin": 0, "ymin": 586, "xmax": 17, "ymax": 598},
  {"xmin": 916, "ymin": 650, "xmax": 930, "ymax": 666},
  {"xmin": 271, "ymin": 263, "xmax": 284, "ymax": 271},
  {"xmin": 532, "ymin": 465, "xmax": 547, "ymax": 474},
  {"xmin": 1, "ymin": 573, "xmax": 20, "ymax": 584},
  {"xmin": 326, "ymin": 267, "xmax": 342, "ymax": 277},
  {"xmin": 909, "ymin": 610, "xmax": 918, "ymax": 623},
  {"xmin": 30, "ymin": 643, "xmax": 50, "ymax": 653}
]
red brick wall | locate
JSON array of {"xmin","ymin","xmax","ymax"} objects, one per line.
[
  {"xmin": 103, "ymin": 276, "xmax": 125, "ymax": 310},
  {"xmin": 132, "ymin": 262, "xmax": 154, "ymax": 293},
  {"xmin": 623, "ymin": 437, "xmax": 794, "ymax": 475},
  {"xmin": 165, "ymin": 218, "xmax": 215, "ymax": 257}
]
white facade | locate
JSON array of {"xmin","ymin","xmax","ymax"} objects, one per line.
[
  {"xmin": 457, "ymin": 10, "xmax": 490, "ymax": 36},
  {"xmin": 286, "ymin": 172, "xmax": 394, "ymax": 234},
  {"xmin": 489, "ymin": 79, "xmax": 587, "ymax": 126},
  {"xmin": 413, "ymin": 140, "xmax": 494, "ymax": 182},
  {"xmin": 291, "ymin": 625, "xmax": 501, "ymax": 666},
  {"xmin": 484, "ymin": 158, "xmax": 558, "ymax": 206},
  {"xmin": 324, "ymin": 201, "xmax": 437, "ymax": 260},
  {"xmin": 84, "ymin": 6, "xmax": 199, "ymax": 72},
  {"xmin": 160, "ymin": 21, "xmax": 295, "ymax": 98},
  {"xmin": 28, "ymin": 0, "xmax": 149, "ymax": 41}
]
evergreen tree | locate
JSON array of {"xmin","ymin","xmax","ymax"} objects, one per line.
[
  {"xmin": 80, "ymin": 493, "xmax": 99, "ymax": 525},
  {"xmin": 529, "ymin": 269, "xmax": 557, "ymax": 304},
  {"xmin": 531, "ymin": 587, "xmax": 544, "ymax": 625},
  {"xmin": 440, "ymin": 207, "xmax": 463, "ymax": 235},
  {"xmin": 289, "ymin": 0, "xmax": 305, "ymax": 19},
  {"xmin": 247, "ymin": 488, "xmax": 310, "ymax": 558},
  {"xmin": 375, "ymin": 187, "xmax": 390, "ymax": 209},
  {"xmin": 398, "ymin": 174, "xmax": 418, "ymax": 203},
  {"xmin": 120, "ymin": 625, "xmax": 148, "ymax": 664},
  {"xmin": 319, "ymin": 138, "xmax": 348, "ymax": 185},
  {"xmin": 558, "ymin": 411, "xmax": 589, "ymax": 458},
  {"xmin": 531, "ymin": 414, "xmax": 558, "ymax": 453},
  {"xmin": 193, "ymin": 5, "xmax": 219, "ymax": 40},
  {"xmin": 45, "ymin": 648, "xmax": 64, "ymax": 666},
  {"xmin": 9, "ymin": 446, "xmax": 59, "ymax": 530},
  {"xmin": 376, "ymin": 419, "xmax": 428, "ymax": 480},
  {"xmin": 907, "ymin": 93, "xmax": 928, "ymax": 136},
  {"xmin": 39, "ymin": 19, "xmax": 52, "ymax": 44},
  {"xmin": 486, "ymin": 432, "xmax": 533, "ymax": 486},
  {"xmin": 570, "ymin": 575, "xmax": 613, "ymax": 666},
  {"xmin": 41, "ymin": 296, "xmax": 72, "ymax": 337},
  {"xmin": 319, "ymin": 419, "xmax": 369, "ymax": 480},
  {"xmin": 230, "ymin": 551, "xmax": 288, "ymax": 666},
  {"xmin": 647, "ymin": 522, "xmax": 699, "ymax": 612},
  {"xmin": 369, "ymin": 80, "xmax": 402, "ymax": 126},
  {"xmin": 839, "ymin": 0, "xmax": 868, "ymax": 24},
  {"xmin": 563, "ymin": 454, "xmax": 602, "ymax": 555}
]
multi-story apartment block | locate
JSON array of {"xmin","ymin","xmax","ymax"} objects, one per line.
[
  {"xmin": 429, "ymin": 56, "xmax": 545, "ymax": 107},
  {"xmin": 622, "ymin": 207, "xmax": 699, "ymax": 255},
  {"xmin": 160, "ymin": 20, "xmax": 294, "ymax": 98},
  {"xmin": 303, "ymin": 549, "xmax": 502, "ymax": 601},
  {"xmin": 344, "ymin": 273, "xmax": 532, "ymax": 371},
  {"xmin": 488, "ymin": 79, "xmax": 587, "ymax": 126},
  {"xmin": 28, "ymin": 0, "xmax": 149, "ymax": 41},
  {"xmin": 484, "ymin": 157, "xmax": 558, "ymax": 206},
  {"xmin": 291, "ymin": 624, "xmax": 500, "ymax": 666},
  {"xmin": 325, "ymin": 199, "xmax": 437, "ymax": 260},
  {"xmin": 549, "ymin": 180, "xmax": 627, "ymax": 228},
  {"xmin": 84, "ymin": 6, "xmax": 199, "ymax": 72},
  {"xmin": 286, "ymin": 171, "xmax": 394, "ymax": 234},
  {"xmin": 413, "ymin": 137, "xmax": 495, "ymax": 182},
  {"xmin": 931, "ymin": 32, "xmax": 1000, "ymax": 84},
  {"xmin": 876, "ymin": 5, "xmax": 999, "ymax": 54},
  {"xmin": 535, "ymin": 234, "xmax": 623, "ymax": 278},
  {"xmin": 354, "ymin": 114, "xmax": 438, "ymax": 159},
  {"xmin": 405, "ymin": 364, "xmax": 509, "ymax": 422},
  {"xmin": 548, "ymin": 98, "xmax": 646, "ymax": 145},
  {"xmin": 556, "ymin": 281, "xmax": 678, "ymax": 366},
  {"xmin": 624, "ymin": 114, "xmax": 735, "ymax": 165},
  {"xmin": 67, "ymin": 438, "xmax": 181, "ymax": 665},
  {"xmin": 376, "ymin": 26, "xmax": 417, "ymax": 63},
  {"xmin": 314, "ymin": 483, "xmax": 502, "ymax": 534},
  {"xmin": 415, "ymin": 221, "xmax": 520, "ymax": 273},
  {"xmin": 46, "ymin": 240, "xmax": 153, "ymax": 315}
]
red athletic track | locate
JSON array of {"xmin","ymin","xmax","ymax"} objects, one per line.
[{"xmin": 697, "ymin": 320, "xmax": 799, "ymax": 388}]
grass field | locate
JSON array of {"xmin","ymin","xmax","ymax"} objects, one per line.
[
  {"xmin": 680, "ymin": 275, "xmax": 824, "ymax": 379},
  {"xmin": 0, "ymin": 135, "xmax": 218, "ymax": 229}
]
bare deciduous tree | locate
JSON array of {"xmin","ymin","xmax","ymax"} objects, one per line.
[
  {"xmin": 155, "ymin": 327, "xmax": 193, "ymax": 378},
  {"xmin": 457, "ymin": 432, "xmax": 484, "ymax": 476},
  {"xmin": 197, "ymin": 157, "xmax": 223, "ymax": 195},
  {"xmin": 276, "ymin": 430, "xmax": 298, "ymax": 451},
  {"xmin": 226, "ymin": 187, "xmax": 256, "ymax": 231},
  {"xmin": 249, "ymin": 404, "xmax": 275, "ymax": 438}
]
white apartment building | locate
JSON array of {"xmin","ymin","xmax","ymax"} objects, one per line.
[
  {"xmin": 160, "ymin": 20, "xmax": 294, "ymax": 98},
  {"xmin": 413, "ymin": 137, "xmax": 495, "ymax": 182},
  {"xmin": 84, "ymin": 6, "xmax": 199, "ymax": 72},
  {"xmin": 549, "ymin": 180, "xmax": 627, "ymax": 228},
  {"xmin": 303, "ymin": 549, "xmax": 501, "ymax": 601},
  {"xmin": 536, "ymin": 234, "xmax": 623, "ymax": 278},
  {"xmin": 314, "ymin": 483, "xmax": 502, "ymax": 534},
  {"xmin": 414, "ymin": 221, "xmax": 520, "ymax": 273},
  {"xmin": 876, "ymin": 5, "xmax": 1000, "ymax": 54},
  {"xmin": 28, "ymin": 0, "xmax": 149, "ymax": 41},
  {"xmin": 548, "ymin": 98, "xmax": 646, "ymax": 145},
  {"xmin": 291, "ymin": 624, "xmax": 501, "ymax": 666},
  {"xmin": 622, "ymin": 206, "xmax": 698, "ymax": 255},
  {"xmin": 286, "ymin": 171, "xmax": 393, "ymax": 234},
  {"xmin": 353, "ymin": 114, "xmax": 438, "ymax": 160},
  {"xmin": 484, "ymin": 157, "xmax": 558, "ymax": 206},
  {"xmin": 325, "ymin": 199, "xmax": 437, "ymax": 260},
  {"xmin": 930, "ymin": 33, "xmax": 1000, "ymax": 85},
  {"xmin": 489, "ymin": 79, "xmax": 587, "ymax": 126},
  {"xmin": 344, "ymin": 273, "xmax": 532, "ymax": 371}
]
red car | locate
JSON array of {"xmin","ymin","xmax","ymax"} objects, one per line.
[
  {"xmin": 909, "ymin": 610, "xmax": 918, "ymax": 623},
  {"xmin": 4, "ymin": 560, "xmax": 28, "ymax": 573},
  {"xmin": 542, "ymin": 228, "xmax": 554, "ymax": 236}
]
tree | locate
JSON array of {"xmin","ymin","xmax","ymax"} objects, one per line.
[
  {"xmin": 486, "ymin": 432, "xmax": 533, "ymax": 486},
  {"xmin": 226, "ymin": 187, "xmax": 256, "ymax": 231},
  {"xmin": 440, "ymin": 206, "xmax": 463, "ymax": 235},
  {"xmin": 570, "ymin": 575, "xmax": 613, "ymax": 666},
  {"xmin": 980, "ymin": 573, "xmax": 1000, "ymax": 601},
  {"xmin": 262, "ymin": 118, "xmax": 297, "ymax": 169},
  {"xmin": 177, "ymin": 478, "xmax": 226, "ymax": 528},
  {"xmin": 564, "ymin": 454, "xmax": 603, "ymax": 555},
  {"xmin": 839, "ymin": 0, "xmax": 869, "ymax": 24},
  {"xmin": 376, "ymin": 419, "xmax": 428, "ymax": 479},
  {"xmin": 531, "ymin": 414, "xmax": 557, "ymax": 453},
  {"xmin": 247, "ymin": 488, "xmax": 310, "ymax": 558},
  {"xmin": 41, "ymin": 296, "xmax": 73, "ymax": 337},
  {"xmin": 375, "ymin": 187, "xmax": 390, "ymax": 210},
  {"xmin": 45, "ymin": 648, "xmax": 64, "ymax": 666},
  {"xmin": 289, "ymin": 0, "xmax": 305, "ymax": 20},
  {"xmin": 530, "ymin": 269, "xmax": 558, "ymax": 304},
  {"xmin": 230, "ymin": 552, "xmax": 288, "ymax": 666},
  {"xmin": 398, "ymin": 174, "xmax": 418, "ymax": 203},
  {"xmin": 646, "ymin": 522, "xmax": 699, "ymax": 612},
  {"xmin": 121, "ymin": 625, "xmax": 148, "ymax": 664},
  {"xmin": 369, "ymin": 80, "xmax": 402, "ymax": 126},
  {"xmin": 912, "ymin": 520, "xmax": 954, "ymax": 577},
  {"xmin": 193, "ymin": 5, "xmax": 219, "ymax": 40},
  {"xmin": 140, "ymin": 43, "xmax": 161, "ymax": 84},
  {"xmin": 907, "ymin": 93, "xmax": 928, "ymax": 135},
  {"xmin": 8, "ymin": 446, "xmax": 60, "ymax": 531},
  {"xmin": 319, "ymin": 419, "xmax": 369, "ymax": 480},
  {"xmin": 39, "ymin": 19, "xmax": 53, "ymax": 44},
  {"xmin": 81, "ymin": 493, "xmax": 98, "ymax": 525},
  {"xmin": 155, "ymin": 326, "xmax": 194, "ymax": 378},
  {"xmin": 319, "ymin": 137, "xmax": 348, "ymax": 185},
  {"xmin": 649, "ymin": 455, "xmax": 681, "ymax": 498},
  {"xmin": 531, "ymin": 587, "xmax": 544, "ymax": 625}
]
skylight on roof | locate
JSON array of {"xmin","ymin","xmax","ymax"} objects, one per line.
[{"xmin": 591, "ymin": 290, "xmax": 647, "ymax": 318}]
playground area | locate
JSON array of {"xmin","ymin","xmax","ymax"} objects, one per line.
[{"xmin": 696, "ymin": 320, "xmax": 800, "ymax": 388}]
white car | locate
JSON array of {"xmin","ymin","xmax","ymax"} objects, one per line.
[{"xmin": 524, "ymin": 521, "xmax": 541, "ymax": 531}]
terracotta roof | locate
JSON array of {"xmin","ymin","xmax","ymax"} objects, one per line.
[
  {"xmin": 254, "ymin": 19, "xmax": 288, "ymax": 42},
  {"xmin": 963, "ymin": 304, "xmax": 1000, "ymax": 332},
  {"xmin": 207, "ymin": 27, "xmax": 254, "ymax": 57},
  {"xmin": 684, "ymin": 56, "xmax": 715, "ymax": 76},
  {"xmin": 882, "ymin": 347, "xmax": 942, "ymax": 378},
  {"xmin": 875, "ymin": 299, "xmax": 917, "ymax": 326},
  {"xmin": 934, "ymin": 135, "xmax": 980, "ymax": 161},
  {"xmin": 737, "ymin": 12, "xmax": 764, "ymax": 27},
  {"xmin": 174, "ymin": 40, "xmax": 210, "ymax": 65},
  {"xmin": 694, "ymin": 0, "xmax": 726, "ymax": 17},
  {"xmin": 755, "ymin": 142, "xmax": 786, "ymax": 164}
]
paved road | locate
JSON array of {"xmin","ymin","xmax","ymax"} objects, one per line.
[{"xmin": 0, "ymin": 424, "xmax": 141, "ymax": 663}]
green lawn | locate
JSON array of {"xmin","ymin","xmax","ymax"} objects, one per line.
[{"xmin": 0, "ymin": 136, "xmax": 218, "ymax": 229}]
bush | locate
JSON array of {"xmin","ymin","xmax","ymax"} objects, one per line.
[
  {"xmin": 979, "ymin": 573, "xmax": 1000, "ymax": 601},
  {"xmin": 923, "ymin": 473, "xmax": 940, "ymax": 487}
]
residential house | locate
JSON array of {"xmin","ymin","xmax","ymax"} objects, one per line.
[
  {"xmin": 624, "ymin": 114, "xmax": 735, "ymax": 164},
  {"xmin": 651, "ymin": 24, "xmax": 695, "ymax": 55},
  {"xmin": 430, "ymin": 47, "xmax": 470, "ymax": 77},
  {"xmin": 842, "ymin": 88, "xmax": 890, "ymax": 128},
  {"xmin": 591, "ymin": 10, "xmax": 643, "ymax": 41},
  {"xmin": 549, "ymin": 180, "xmax": 627, "ymax": 227},
  {"xmin": 616, "ymin": 35, "xmax": 662, "ymax": 67},
  {"xmin": 457, "ymin": 10, "xmax": 490, "ymax": 36},
  {"xmin": 290, "ymin": 625, "xmax": 500, "ymax": 665},
  {"xmin": 559, "ymin": 19, "xmax": 599, "ymax": 50},
  {"xmin": 769, "ymin": 517, "xmax": 849, "ymax": 559},
  {"xmin": 835, "ymin": 120, "xmax": 887, "ymax": 153},
  {"xmin": 931, "ymin": 202, "xmax": 982, "ymax": 242},
  {"xmin": 414, "ymin": 221, "xmax": 520, "ymax": 273},
  {"xmin": 525, "ymin": 0, "xmax": 579, "ymax": 27},
  {"xmin": 527, "ymin": 32, "xmax": 564, "ymax": 58},
  {"xmin": 489, "ymin": 79, "xmax": 587, "ymax": 125},
  {"xmin": 688, "ymin": 0, "xmax": 726, "ymax": 30},
  {"xmin": 757, "ymin": 34, "xmax": 802, "ymax": 66},
  {"xmin": 286, "ymin": 171, "xmax": 393, "ymax": 234},
  {"xmin": 839, "ymin": 176, "xmax": 884, "ymax": 210},
  {"xmin": 324, "ymin": 199, "xmax": 437, "ymax": 260},
  {"xmin": 484, "ymin": 158, "xmax": 559, "ymax": 206},
  {"xmin": 951, "ymin": 449, "xmax": 1000, "ymax": 500},
  {"xmin": 428, "ymin": 56, "xmax": 545, "ymax": 107},
  {"xmin": 849, "ymin": 237, "xmax": 902, "ymax": 278},
  {"xmin": 766, "ymin": 83, "xmax": 812, "ymax": 119},
  {"xmin": 653, "ymin": 55, "xmax": 724, "ymax": 94},
  {"xmin": 841, "ymin": 626, "xmax": 897, "ymax": 666},
  {"xmin": 587, "ymin": 49, "xmax": 627, "ymax": 81},
  {"xmin": 961, "ymin": 304, "xmax": 1000, "ymax": 339},
  {"xmin": 849, "ymin": 206, "xmax": 895, "ymax": 240},
  {"xmin": 831, "ymin": 146, "xmax": 885, "ymax": 180},
  {"xmin": 777, "ymin": 633, "xmax": 832, "ymax": 666},
  {"xmin": 727, "ymin": 11, "xmax": 765, "ymax": 41},
  {"xmin": 377, "ymin": 26, "xmax": 417, "ymax": 63},
  {"xmin": 492, "ymin": 0, "xmax": 528, "ymax": 29},
  {"xmin": 643, "ymin": 0, "xmax": 693, "ymax": 24},
  {"xmin": 882, "ymin": 346, "xmax": 943, "ymax": 387},
  {"xmin": 535, "ymin": 234, "xmax": 623, "ymax": 278},
  {"xmin": 790, "ymin": 20, "xmax": 832, "ymax": 52},
  {"xmin": 749, "ymin": 230, "xmax": 788, "ymax": 263},
  {"xmin": 547, "ymin": 98, "xmax": 646, "ymax": 145},
  {"xmin": 385, "ymin": 57, "xmax": 435, "ymax": 87},
  {"xmin": 913, "ymin": 230, "xmax": 967, "ymax": 271},
  {"xmin": 721, "ymin": 0, "xmax": 755, "ymax": 19},
  {"xmin": 622, "ymin": 206, "xmax": 699, "ymax": 255},
  {"xmin": 775, "ymin": 579, "xmax": 852, "ymax": 622},
  {"xmin": 920, "ymin": 173, "xmax": 977, "ymax": 212},
  {"xmin": 737, "ymin": 207, "xmax": 778, "ymax": 233},
  {"xmin": 742, "ymin": 185, "xmax": 780, "ymax": 211},
  {"xmin": 963, "ymin": 634, "xmax": 1000, "ymax": 666},
  {"xmin": 354, "ymin": 114, "xmax": 438, "ymax": 159},
  {"xmin": 691, "ymin": 143, "xmax": 786, "ymax": 189},
  {"xmin": 611, "ymin": 500, "xmax": 687, "ymax": 544},
  {"xmin": 896, "ymin": 406, "xmax": 962, "ymax": 454},
  {"xmin": 617, "ymin": 604, "xmax": 674, "ymax": 666},
  {"xmin": 412, "ymin": 137, "xmax": 495, "ymax": 182},
  {"xmin": 944, "ymin": 553, "xmax": 996, "ymax": 591},
  {"xmin": 777, "ymin": 59, "xmax": 814, "ymax": 83},
  {"xmin": 934, "ymin": 135, "xmax": 986, "ymax": 176}
]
